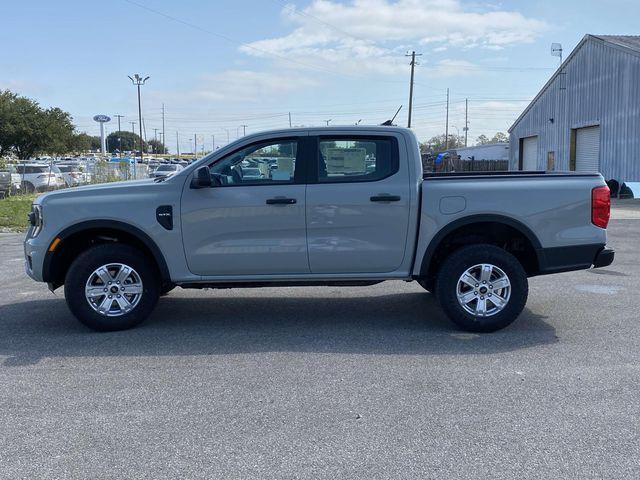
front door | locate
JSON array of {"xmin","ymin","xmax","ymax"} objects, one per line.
[
  {"xmin": 305, "ymin": 134, "xmax": 411, "ymax": 274},
  {"xmin": 181, "ymin": 136, "xmax": 309, "ymax": 276}
]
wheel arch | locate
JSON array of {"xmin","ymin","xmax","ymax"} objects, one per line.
[
  {"xmin": 43, "ymin": 220, "xmax": 171, "ymax": 289},
  {"xmin": 417, "ymin": 214, "xmax": 542, "ymax": 285}
]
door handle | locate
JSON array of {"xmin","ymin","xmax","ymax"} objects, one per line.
[
  {"xmin": 370, "ymin": 194, "xmax": 401, "ymax": 202},
  {"xmin": 266, "ymin": 197, "xmax": 297, "ymax": 205}
]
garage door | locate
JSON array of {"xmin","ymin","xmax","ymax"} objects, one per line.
[
  {"xmin": 521, "ymin": 136, "xmax": 538, "ymax": 170},
  {"xmin": 575, "ymin": 126, "xmax": 600, "ymax": 172}
]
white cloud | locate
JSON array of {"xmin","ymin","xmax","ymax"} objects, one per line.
[
  {"xmin": 193, "ymin": 70, "xmax": 320, "ymax": 102},
  {"xmin": 240, "ymin": 0, "xmax": 548, "ymax": 75},
  {"xmin": 428, "ymin": 59, "xmax": 480, "ymax": 77}
]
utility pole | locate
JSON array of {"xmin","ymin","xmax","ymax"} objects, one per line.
[
  {"xmin": 445, "ymin": 88, "xmax": 450, "ymax": 150},
  {"xmin": 194, "ymin": 133, "xmax": 197, "ymax": 159},
  {"xmin": 288, "ymin": 112, "xmax": 292, "ymax": 128},
  {"xmin": 405, "ymin": 50, "xmax": 422, "ymax": 128},
  {"xmin": 161, "ymin": 103, "xmax": 166, "ymax": 155},
  {"xmin": 240, "ymin": 124, "xmax": 247, "ymax": 136},
  {"xmin": 128, "ymin": 74, "xmax": 150, "ymax": 176},
  {"xmin": 153, "ymin": 128, "xmax": 159, "ymax": 142},
  {"xmin": 176, "ymin": 131, "xmax": 180, "ymax": 156},
  {"xmin": 114, "ymin": 114, "xmax": 124, "ymax": 157},
  {"xmin": 212, "ymin": 134, "xmax": 215, "ymax": 151},
  {"xmin": 464, "ymin": 98, "xmax": 468, "ymax": 147},
  {"xmin": 130, "ymin": 121, "xmax": 136, "ymax": 134}
]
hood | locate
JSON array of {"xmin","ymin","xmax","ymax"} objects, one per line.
[{"xmin": 35, "ymin": 178, "xmax": 165, "ymax": 205}]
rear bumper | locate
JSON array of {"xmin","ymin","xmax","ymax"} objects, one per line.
[
  {"xmin": 536, "ymin": 244, "xmax": 614, "ymax": 275},
  {"xmin": 593, "ymin": 246, "xmax": 615, "ymax": 268}
]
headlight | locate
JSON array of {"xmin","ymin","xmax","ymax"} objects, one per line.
[{"xmin": 28, "ymin": 204, "xmax": 43, "ymax": 237}]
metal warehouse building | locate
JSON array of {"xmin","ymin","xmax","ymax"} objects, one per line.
[{"xmin": 509, "ymin": 35, "xmax": 640, "ymax": 183}]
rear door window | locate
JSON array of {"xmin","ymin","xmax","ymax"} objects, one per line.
[{"xmin": 317, "ymin": 137, "xmax": 398, "ymax": 183}]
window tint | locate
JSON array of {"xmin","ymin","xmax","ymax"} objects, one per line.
[
  {"xmin": 210, "ymin": 139, "xmax": 297, "ymax": 185},
  {"xmin": 17, "ymin": 166, "xmax": 49, "ymax": 174},
  {"xmin": 318, "ymin": 137, "xmax": 397, "ymax": 182}
]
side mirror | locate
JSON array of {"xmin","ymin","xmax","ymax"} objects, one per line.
[{"xmin": 190, "ymin": 166, "xmax": 212, "ymax": 189}]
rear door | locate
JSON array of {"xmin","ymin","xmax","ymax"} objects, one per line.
[{"xmin": 305, "ymin": 133, "xmax": 411, "ymax": 274}]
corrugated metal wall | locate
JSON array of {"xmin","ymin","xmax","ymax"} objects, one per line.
[{"xmin": 509, "ymin": 38, "xmax": 640, "ymax": 181}]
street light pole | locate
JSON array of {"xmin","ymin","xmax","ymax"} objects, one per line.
[
  {"xmin": 114, "ymin": 114, "xmax": 124, "ymax": 158},
  {"xmin": 128, "ymin": 74, "xmax": 150, "ymax": 177}
]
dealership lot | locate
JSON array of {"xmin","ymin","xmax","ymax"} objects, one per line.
[{"xmin": 0, "ymin": 205, "xmax": 639, "ymax": 479}]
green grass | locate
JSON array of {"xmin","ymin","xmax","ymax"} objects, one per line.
[{"xmin": 0, "ymin": 194, "xmax": 38, "ymax": 231}]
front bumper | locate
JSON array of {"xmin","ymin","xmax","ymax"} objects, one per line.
[{"xmin": 23, "ymin": 230, "xmax": 47, "ymax": 282}]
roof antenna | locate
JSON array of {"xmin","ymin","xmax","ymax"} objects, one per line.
[{"xmin": 381, "ymin": 105, "xmax": 402, "ymax": 126}]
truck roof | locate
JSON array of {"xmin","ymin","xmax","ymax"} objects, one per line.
[{"xmin": 243, "ymin": 125, "xmax": 412, "ymax": 137}]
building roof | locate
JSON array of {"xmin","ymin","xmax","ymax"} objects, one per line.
[
  {"xmin": 509, "ymin": 34, "xmax": 640, "ymax": 132},
  {"xmin": 592, "ymin": 35, "xmax": 640, "ymax": 53}
]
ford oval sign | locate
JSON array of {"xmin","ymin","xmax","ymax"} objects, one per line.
[{"xmin": 93, "ymin": 114, "xmax": 111, "ymax": 123}]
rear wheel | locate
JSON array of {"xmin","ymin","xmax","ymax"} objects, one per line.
[
  {"xmin": 435, "ymin": 244, "xmax": 528, "ymax": 332},
  {"xmin": 64, "ymin": 244, "xmax": 160, "ymax": 331}
]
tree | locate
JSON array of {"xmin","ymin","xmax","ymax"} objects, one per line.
[
  {"xmin": 0, "ymin": 90, "xmax": 47, "ymax": 159},
  {"xmin": 106, "ymin": 130, "xmax": 146, "ymax": 154},
  {"xmin": 492, "ymin": 132, "xmax": 509, "ymax": 143},
  {"xmin": 0, "ymin": 89, "xmax": 77, "ymax": 158},
  {"xmin": 41, "ymin": 107, "xmax": 75, "ymax": 156},
  {"xmin": 420, "ymin": 134, "xmax": 465, "ymax": 154},
  {"xmin": 147, "ymin": 139, "xmax": 167, "ymax": 154},
  {"xmin": 72, "ymin": 133, "xmax": 101, "ymax": 152},
  {"xmin": 476, "ymin": 132, "xmax": 508, "ymax": 145},
  {"xmin": 476, "ymin": 134, "xmax": 490, "ymax": 145}
]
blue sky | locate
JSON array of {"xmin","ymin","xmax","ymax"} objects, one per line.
[{"xmin": 2, "ymin": 0, "xmax": 639, "ymax": 152}]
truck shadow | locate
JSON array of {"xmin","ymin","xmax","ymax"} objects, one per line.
[{"xmin": 0, "ymin": 291, "xmax": 558, "ymax": 366}]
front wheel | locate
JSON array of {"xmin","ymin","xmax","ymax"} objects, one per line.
[
  {"xmin": 64, "ymin": 244, "xmax": 160, "ymax": 331},
  {"xmin": 435, "ymin": 244, "xmax": 528, "ymax": 333}
]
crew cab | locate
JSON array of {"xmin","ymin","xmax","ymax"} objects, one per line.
[{"xmin": 23, "ymin": 127, "xmax": 613, "ymax": 332}]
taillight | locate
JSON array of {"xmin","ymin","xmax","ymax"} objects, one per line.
[{"xmin": 591, "ymin": 185, "xmax": 610, "ymax": 229}]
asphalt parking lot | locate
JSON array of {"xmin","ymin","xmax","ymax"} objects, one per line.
[{"xmin": 1, "ymin": 203, "xmax": 639, "ymax": 479}]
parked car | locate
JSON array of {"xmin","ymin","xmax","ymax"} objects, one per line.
[
  {"xmin": 0, "ymin": 170, "xmax": 11, "ymax": 198},
  {"xmin": 56, "ymin": 164, "xmax": 87, "ymax": 187},
  {"xmin": 149, "ymin": 164, "xmax": 183, "ymax": 178},
  {"xmin": 24, "ymin": 126, "xmax": 613, "ymax": 332},
  {"xmin": 13, "ymin": 163, "xmax": 65, "ymax": 192},
  {"xmin": 240, "ymin": 167, "xmax": 264, "ymax": 180}
]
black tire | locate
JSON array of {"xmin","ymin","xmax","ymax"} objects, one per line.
[
  {"xmin": 416, "ymin": 279, "xmax": 433, "ymax": 293},
  {"xmin": 64, "ymin": 244, "xmax": 160, "ymax": 332},
  {"xmin": 435, "ymin": 244, "xmax": 528, "ymax": 333}
]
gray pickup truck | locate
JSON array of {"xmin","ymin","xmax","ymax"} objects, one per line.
[{"xmin": 23, "ymin": 126, "xmax": 614, "ymax": 332}]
